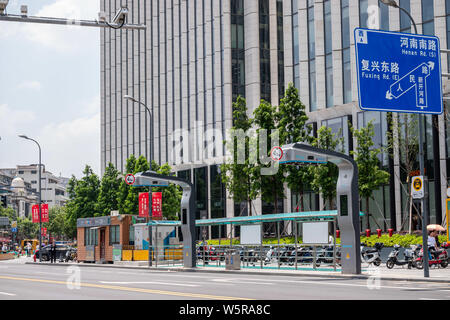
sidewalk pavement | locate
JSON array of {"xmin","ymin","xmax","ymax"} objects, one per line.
[{"xmin": 20, "ymin": 259, "xmax": 450, "ymax": 284}]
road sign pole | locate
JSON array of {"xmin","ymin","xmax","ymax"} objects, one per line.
[{"xmin": 418, "ymin": 117, "xmax": 430, "ymax": 277}]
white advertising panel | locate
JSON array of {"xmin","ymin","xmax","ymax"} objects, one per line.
[
  {"xmin": 240, "ymin": 224, "xmax": 261, "ymax": 245},
  {"xmin": 303, "ymin": 222, "xmax": 329, "ymax": 244}
]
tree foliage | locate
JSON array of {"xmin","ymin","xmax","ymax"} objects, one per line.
[
  {"xmin": 310, "ymin": 126, "xmax": 343, "ymax": 209},
  {"xmin": 351, "ymin": 121, "xmax": 390, "ymax": 229},
  {"xmin": 221, "ymin": 96, "xmax": 260, "ymax": 215}
]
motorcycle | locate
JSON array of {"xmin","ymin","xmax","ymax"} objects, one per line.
[
  {"xmin": 414, "ymin": 243, "xmax": 449, "ymax": 269},
  {"xmin": 316, "ymin": 245, "xmax": 340, "ymax": 266},
  {"xmin": 361, "ymin": 242, "xmax": 384, "ymax": 266},
  {"xmin": 386, "ymin": 244, "xmax": 414, "ymax": 269}
]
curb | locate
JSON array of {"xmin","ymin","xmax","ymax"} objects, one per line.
[{"xmin": 25, "ymin": 262, "xmax": 450, "ymax": 284}]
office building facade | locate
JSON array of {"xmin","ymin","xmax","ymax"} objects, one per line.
[{"xmin": 101, "ymin": 0, "xmax": 450, "ymax": 233}]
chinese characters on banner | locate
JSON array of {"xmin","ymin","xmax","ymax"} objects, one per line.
[
  {"xmin": 138, "ymin": 192, "xmax": 150, "ymax": 217},
  {"xmin": 32, "ymin": 205, "xmax": 40, "ymax": 223},
  {"xmin": 152, "ymin": 192, "xmax": 162, "ymax": 218},
  {"xmin": 31, "ymin": 204, "xmax": 49, "ymax": 223},
  {"xmin": 41, "ymin": 204, "xmax": 49, "ymax": 223}
]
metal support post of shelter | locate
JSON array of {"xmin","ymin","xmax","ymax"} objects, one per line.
[
  {"xmin": 131, "ymin": 171, "xmax": 196, "ymax": 268},
  {"xmin": 278, "ymin": 143, "xmax": 362, "ymax": 274}
]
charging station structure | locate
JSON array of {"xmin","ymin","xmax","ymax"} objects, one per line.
[
  {"xmin": 277, "ymin": 143, "xmax": 362, "ymax": 274},
  {"xmin": 132, "ymin": 171, "xmax": 196, "ymax": 268}
]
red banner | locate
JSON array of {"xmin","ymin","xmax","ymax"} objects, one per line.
[
  {"xmin": 41, "ymin": 227, "xmax": 47, "ymax": 236},
  {"xmin": 32, "ymin": 205, "xmax": 40, "ymax": 223},
  {"xmin": 138, "ymin": 193, "xmax": 150, "ymax": 217},
  {"xmin": 41, "ymin": 204, "xmax": 49, "ymax": 223},
  {"xmin": 152, "ymin": 192, "xmax": 162, "ymax": 218}
]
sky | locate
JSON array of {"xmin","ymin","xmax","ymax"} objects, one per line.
[{"xmin": 0, "ymin": 0, "xmax": 100, "ymax": 179}]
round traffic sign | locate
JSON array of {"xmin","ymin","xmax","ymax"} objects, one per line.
[
  {"xmin": 125, "ymin": 174, "xmax": 135, "ymax": 185},
  {"xmin": 412, "ymin": 177, "xmax": 422, "ymax": 191},
  {"xmin": 270, "ymin": 146, "xmax": 283, "ymax": 161}
]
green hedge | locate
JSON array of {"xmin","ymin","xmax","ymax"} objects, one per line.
[{"xmin": 204, "ymin": 234, "xmax": 448, "ymax": 247}]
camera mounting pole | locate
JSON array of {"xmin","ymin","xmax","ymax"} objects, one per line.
[{"xmin": 278, "ymin": 143, "xmax": 361, "ymax": 275}]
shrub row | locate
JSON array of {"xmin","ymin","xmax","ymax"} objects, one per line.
[{"xmin": 204, "ymin": 234, "xmax": 448, "ymax": 247}]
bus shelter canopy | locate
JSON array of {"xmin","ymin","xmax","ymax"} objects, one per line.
[{"xmin": 145, "ymin": 210, "xmax": 365, "ymax": 227}]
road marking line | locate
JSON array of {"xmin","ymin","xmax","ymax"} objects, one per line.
[
  {"xmin": 0, "ymin": 292, "xmax": 16, "ymax": 296},
  {"xmin": 0, "ymin": 275, "xmax": 251, "ymax": 300},
  {"xmin": 99, "ymin": 281, "xmax": 200, "ymax": 287}
]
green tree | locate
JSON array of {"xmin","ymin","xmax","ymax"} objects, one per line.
[
  {"xmin": 253, "ymin": 99, "xmax": 285, "ymax": 213},
  {"xmin": 385, "ymin": 113, "xmax": 419, "ymax": 232},
  {"xmin": 152, "ymin": 163, "xmax": 182, "ymax": 220},
  {"xmin": 221, "ymin": 96, "xmax": 260, "ymax": 216},
  {"xmin": 117, "ymin": 155, "xmax": 137, "ymax": 215},
  {"xmin": 122, "ymin": 155, "xmax": 150, "ymax": 215},
  {"xmin": 275, "ymin": 83, "xmax": 313, "ymax": 211},
  {"xmin": 351, "ymin": 121, "xmax": 390, "ymax": 230},
  {"xmin": 44, "ymin": 206, "xmax": 68, "ymax": 240},
  {"xmin": 96, "ymin": 162, "xmax": 121, "ymax": 217},
  {"xmin": 65, "ymin": 166, "xmax": 100, "ymax": 238},
  {"xmin": 310, "ymin": 126, "xmax": 344, "ymax": 209},
  {"xmin": 16, "ymin": 217, "xmax": 39, "ymax": 240}
]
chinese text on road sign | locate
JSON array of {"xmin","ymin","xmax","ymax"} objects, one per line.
[{"xmin": 355, "ymin": 28, "xmax": 443, "ymax": 115}]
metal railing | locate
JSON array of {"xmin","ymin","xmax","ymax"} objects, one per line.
[{"xmin": 195, "ymin": 243, "xmax": 341, "ymax": 271}]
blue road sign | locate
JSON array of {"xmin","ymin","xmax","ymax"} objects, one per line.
[
  {"xmin": 11, "ymin": 228, "xmax": 17, "ymax": 233},
  {"xmin": 355, "ymin": 28, "xmax": 443, "ymax": 115}
]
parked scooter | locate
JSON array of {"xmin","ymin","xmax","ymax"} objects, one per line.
[
  {"xmin": 361, "ymin": 242, "xmax": 384, "ymax": 266},
  {"xmin": 386, "ymin": 244, "xmax": 414, "ymax": 269}
]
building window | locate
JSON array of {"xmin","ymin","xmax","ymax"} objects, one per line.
[
  {"xmin": 292, "ymin": 0, "xmax": 300, "ymax": 90},
  {"xmin": 277, "ymin": 0, "xmax": 285, "ymax": 101},
  {"xmin": 85, "ymin": 228, "xmax": 98, "ymax": 246},
  {"xmin": 379, "ymin": 1, "xmax": 389, "ymax": 31},
  {"xmin": 324, "ymin": 0, "xmax": 333, "ymax": 108},
  {"xmin": 341, "ymin": 0, "xmax": 351, "ymax": 103},
  {"xmin": 177, "ymin": 169, "xmax": 191, "ymax": 183},
  {"xmin": 210, "ymin": 165, "xmax": 226, "ymax": 238},
  {"xmin": 359, "ymin": 0, "xmax": 368, "ymax": 28},
  {"xmin": 422, "ymin": 0, "xmax": 434, "ymax": 36},
  {"xmin": 321, "ymin": 115, "xmax": 352, "ymax": 155},
  {"xmin": 231, "ymin": 0, "xmax": 245, "ymax": 101},
  {"xmin": 129, "ymin": 226, "xmax": 135, "ymax": 245},
  {"xmin": 259, "ymin": 0, "xmax": 271, "ymax": 102},
  {"xmin": 31, "ymin": 181, "xmax": 37, "ymax": 184},
  {"xmin": 109, "ymin": 225, "xmax": 120, "ymax": 245},
  {"xmin": 357, "ymin": 111, "xmax": 388, "ymax": 167},
  {"xmin": 307, "ymin": 0, "xmax": 316, "ymax": 111},
  {"xmin": 18, "ymin": 171, "xmax": 24, "ymax": 174},
  {"xmin": 399, "ymin": 0, "xmax": 411, "ymax": 33},
  {"xmin": 31, "ymin": 170, "xmax": 37, "ymax": 174},
  {"xmin": 447, "ymin": 0, "xmax": 450, "ymax": 72}
]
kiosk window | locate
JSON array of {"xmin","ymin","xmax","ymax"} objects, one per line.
[
  {"xmin": 182, "ymin": 209, "xmax": 187, "ymax": 225},
  {"xmin": 340, "ymin": 195, "xmax": 348, "ymax": 216}
]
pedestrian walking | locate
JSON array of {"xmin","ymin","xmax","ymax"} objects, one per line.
[
  {"xmin": 50, "ymin": 242, "xmax": 57, "ymax": 263},
  {"xmin": 26, "ymin": 242, "xmax": 31, "ymax": 257}
]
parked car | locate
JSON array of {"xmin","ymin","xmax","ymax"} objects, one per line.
[{"xmin": 34, "ymin": 244, "xmax": 73, "ymax": 262}]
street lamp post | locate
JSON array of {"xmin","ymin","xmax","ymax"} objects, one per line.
[
  {"xmin": 123, "ymin": 95, "xmax": 153, "ymax": 166},
  {"xmin": 18, "ymin": 134, "xmax": 42, "ymax": 263},
  {"xmin": 379, "ymin": 0, "xmax": 430, "ymax": 278},
  {"xmin": 123, "ymin": 95, "xmax": 153, "ymax": 267}
]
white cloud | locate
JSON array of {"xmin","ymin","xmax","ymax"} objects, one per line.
[
  {"xmin": 38, "ymin": 112, "xmax": 100, "ymax": 178},
  {"xmin": 0, "ymin": 104, "xmax": 36, "ymax": 135},
  {"xmin": 18, "ymin": 80, "xmax": 42, "ymax": 90}
]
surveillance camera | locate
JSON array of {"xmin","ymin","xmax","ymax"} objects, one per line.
[
  {"xmin": 20, "ymin": 5, "xmax": 28, "ymax": 17},
  {"xmin": 0, "ymin": 0, "xmax": 9, "ymax": 14},
  {"xmin": 98, "ymin": 11, "xmax": 107, "ymax": 23},
  {"xmin": 112, "ymin": 6, "xmax": 128, "ymax": 25}
]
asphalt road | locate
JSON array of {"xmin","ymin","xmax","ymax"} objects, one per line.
[{"xmin": 0, "ymin": 263, "xmax": 449, "ymax": 300}]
